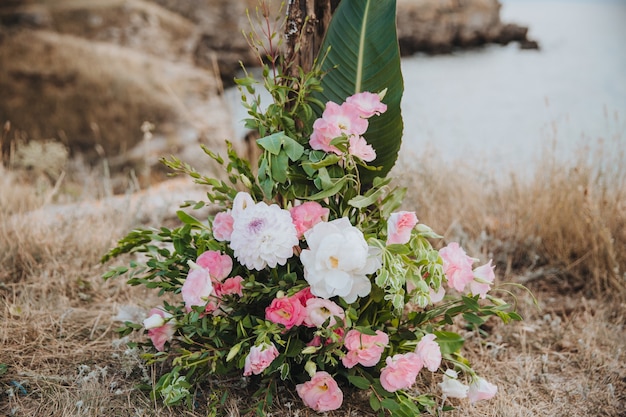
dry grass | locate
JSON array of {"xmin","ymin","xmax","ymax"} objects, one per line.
[{"xmin": 1, "ymin": 136, "xmax": 625, "ymax": 416}]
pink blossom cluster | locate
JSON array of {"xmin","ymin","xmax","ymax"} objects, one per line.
[
  {"xmin": 310, "ymin": 91, "xmax": 387, "ymax": 162},
  {"xmin": 439, "ymin": 242, "xmax": 496, "ymax": 298}
]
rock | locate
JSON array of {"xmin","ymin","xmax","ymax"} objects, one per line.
[{"xmin": 396, "ymin": 0, "xmax": 538, "ymax": 55}]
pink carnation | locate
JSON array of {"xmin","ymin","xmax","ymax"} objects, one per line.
[
  {"xmin": 296, "ymin": 371, "xmax": 343, "ymax": 412},
  {"xmin": 379, "ymin": 352, "xmax": 423, "ymax": 392},
  {"xmin": 243, "ymin": 342, "xmax": 279, "ymax": 376},
  {"xmin": 470, "ymin": 260, "xmax": 496, "ymax": 299},
  {"xmin": 387, "ymin": 211, "xmax": 418, "ymax": 245},
  {"xmin": 439, "ymin": 242, "xmax": 475, "ymax": 292},
  {"xmin": 342, "ymin": 329, "xmax": 389, "ymax": 368},
  {"xmin": 196, "ymin": 250, "xmax": 232, "ymax": 282},
  {"xmin": 290, "ymin": 202, "xmax": 329, "ymax": 238},
  {"xmin": 213, "ymin": 211, "xmax": 234, "ymax": 241},
  {"xmin": 143, "ymin": 308, "xmax": 175, "ymax": 352},
  {"xmin": 348, "ymin": 136, "xmax": 376, "ymax": 162},
  {"xmin": 415, "ymin": 334, "xmax": 442, "ymax": 372},
  {"xmin": 265, "ymin": 295, "xmax": 306, "ymax": 330},
  {"xmin": 345, "ymin": 91, "xmax": 387, "ymax": 118},
  {"xmin": 304, "ymin": 298, "xmax": 345, "ymax": 328},
  {"xmin": 181, "ymin": 267, "xmax": 214, "ymax": 310},
  {"xmin": 468, "ymin": 377, "xmax": 498, "ymax": 403}
]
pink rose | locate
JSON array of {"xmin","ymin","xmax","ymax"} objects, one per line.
[
  {"xmin": 348, "ymin": 136, "xmax": 376, "ymax": 162},
  {"xmin": 265, "ymin": 295, "xmax": 306, "ymax": 330},
  {"xmin": 470, "ymin": 260, "xmax": 495, "ymax": 299},
  {"xmin": 215, "ymin": 275, "xmax": 244, "ymax": 297},
  {"xmin": 345, "ymin": 91, "xmax": 387, "ymax": 118},
  {"xmin": 293, "ymin": 287, "xmax": 315, "ymax": 306},
  {"xmin": 290, "ymin": 202, "xmax": 329, "ymax": 238},
  {"xmin": 196, "ymin": 250, "xmax": 232, "ymax": 282},
  {"xmin": 181, "ymin": 267, "xmax": 214, "ymax": 310},
  {"xmin": 387, "ymin": 211, "xmax": 418, "ymax": 245},
  {"xmin": 468, "ymin": 376, "xmax": 498, "ymax": 403},
  {"xmin": 243, "ymin": 342, "xmax": 279, "ymax": 376},
  {"xmin": 342, "ymin": 329, "xmax": 389, "ymax": 368},
  {"xmin": 304, "ymin": 298, "xmax": 345, "ymax": 328},
  {"xmin": 439, "ymin": 242, "xmax": 475, "ymax": 292},
  {"xmin": 379, "ymin": 352, "xmax": 423, "ymax": 392},
  {"xmin": 213, "ymin": 211, "xmax": 234, "ymax": 241},
  {"xmin": 296, "ymin": 371, "xmax": 343, "ymax": 412},
  {"xmin": 143, "ymin": 308, "xmax": 175, "ymax": 352},
  {"xmin": 415, "ymin": 334, "xmax": 442, "ymax": 372}
]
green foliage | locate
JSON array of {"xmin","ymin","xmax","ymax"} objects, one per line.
[{"xmin": 313, "ymin": 0, "xmax": 404, "ymax": 183}]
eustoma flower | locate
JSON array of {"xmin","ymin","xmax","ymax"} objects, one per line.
[
  {"xmin": 289, "ymin": 202, "xmax": 329, "ymax": 238},
  {"xmin": 470, "ymin": 260, "xmax": 496, "ymax": 298},
  {"xmin": 379, "ymin": 352, "xmax": 423, "ymax": 392},
  {"xmin": 143, "ymin": 308, "xmax": 175, "ymax": 352},
  {"xmin": 416, "ymin": 333, "xmax": 442, "ymax": 372},
  {"xmin": 439, "ymin": 369, "xmax": 469, "ymax": 399},
  {"xmin": 229, "ymin": 192, "xmax": 298, "ymax": 270},
  {"xmin": 243, "ymin": 342, "xmax": 280, "ymax": 376},
  {"xmin": 439, "ymin": 242, "xmax": 476, "ymax": 292},
  {"xmin": 303, "ymin": 298, "xmax": 345, "ymax": 328},
  {"xmin": 265, "ymin": 295, "xmax": 306, "ymax": 330},
  {"xmin": 181, "ymin": 265, "xmax": 214, "ymax": 311},
  {"xmin": 300, "ymin": 218, "xmax": 381, "ymax": 303},
  {"xmin": 342, "ymin": 329, "xmax": 389, "ymax": 368},
  {"xmin": 387, "ymin": 211, "xmax": 418, "ymax": 245},
  {"xmin": 468, "ymin": 376, "xmax": 498, "ymax": 403},
  {"xmin": 296, "ymin": 371, "xmax": 343, "ymax": 412}
]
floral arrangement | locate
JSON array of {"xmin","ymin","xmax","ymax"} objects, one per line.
[{"xmin": 102, "ymin": 1, "xmax": 523, "ymax": 415}]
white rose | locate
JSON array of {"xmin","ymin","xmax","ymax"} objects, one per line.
[{"xmin": 300, "ymin": 218, "xmax": 381, "ymax": 303}]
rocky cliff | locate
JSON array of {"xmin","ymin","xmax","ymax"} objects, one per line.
[{"xmin": 0, "ymin": 0, "xmax": 536, "ymax": 180}]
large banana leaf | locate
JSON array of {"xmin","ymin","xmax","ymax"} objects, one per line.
[{"xmin": 313, "ymin": 0, "xmax": 404, "ymax": 183}]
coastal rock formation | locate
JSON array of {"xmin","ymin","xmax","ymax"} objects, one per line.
[{"xmin": 0, "ymin": 0, "xmax": 536, "ymax": 179}]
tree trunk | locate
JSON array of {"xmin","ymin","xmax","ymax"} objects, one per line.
[{"xmin": 283, "ymin": 0, "xmax": 340, "ymax": 75}]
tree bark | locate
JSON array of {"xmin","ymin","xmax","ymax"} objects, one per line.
[{"xmin": 283, "ymin": 0, "xmax": 340, "ymax": 75}]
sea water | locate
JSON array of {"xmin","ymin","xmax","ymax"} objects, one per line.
[{"xmin": 400, "ymin": 0, "xmax": 626, "ymax": 176}]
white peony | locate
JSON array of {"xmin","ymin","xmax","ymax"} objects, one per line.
[
  {"xmin": 229, "ymin": 193, "xmax": 298, "ymax": 270},
  {"xmin": 300, "ymin": 218, "xmax": 381, "ymax": 303}
]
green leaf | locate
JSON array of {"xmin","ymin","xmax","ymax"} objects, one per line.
[
  {"xmin": 314, "ymin": 0, "xmax": 403, "ymax": 183},
  {"xmin": 176, "ymin": 211, "xmax": 204, "ymax": 228},
  {"xmin": 369, "ymin": 393, "xmax": 381, "ymax": 411},
  {"xmin": 347, "ymin": 375, "xmax": 371, "ymax": 390},
  {"xmin": 433, "ymin": 331, "xmax": 465, "ymax": 355}
]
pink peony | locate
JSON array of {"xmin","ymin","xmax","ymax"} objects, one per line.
[
  {"xmin": 143, "ymin": 308, "xmax": 175, "ymax": 352},
  {"xmin": 243, "ymin": 342, "xmax": 279, "ymax": 376},
  {"xmin": 379, "ymin": 352, "xmax": 423, "ymax": 392},
  {"xmin": 342, "ymin": 329, "xmax": 389, "ymax": 368},
  {"xmin": 345, "ymin": 91, "xmax": 387, "ymax": 118},
  {"xmin": 290, "ymin": 202, "xmax": 329, "ymax": 238},
  {"xmin": 213, "ymin": 211, "xmax": 234, "ymax": 241},
  {"xmin": 387, "ymin": 211, "xmax": 418, "ymax": 245},
  {"xmin": 468, "ymin": 376, "xmax": 498, "ymax": 403},
  {"xmin": 439, "ymin": 242, "xmax": 476, "ymax": 292},
  {"xmin": 304, "ymin": 298, "xmax": 345, "ymax": 328},
  {"xmin": 415, "ymin": 334, "xmax": 442, "ymax": 372},
  {"xmin": 181, "ymin": 267, "xmax": 214, "ymax": 310},
  {"xmin": 196, "ymin": 250, "xmax": 232, "ymax": 282},
  {"xmin": 215, "ymin": 275, "xmax": 244, "ymax": 297},
  {"xmin": 265, "ymin": 295, "xmax": 306, "ymax": 330},
  {"xmin": 296, "ymin": 371, "xmax": 343, "ymax": 412},
  {"xmin": 470, "ymin": 260, "xmax": 496, "ymax": 299},
  {"xmin": 348, "ymin": 135, "xmax": 376, "ymax": 162}
]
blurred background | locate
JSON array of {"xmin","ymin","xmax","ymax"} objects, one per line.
[{"xmin": 0, "ymin": 0, "xmax": 624, "ymax": 184}]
